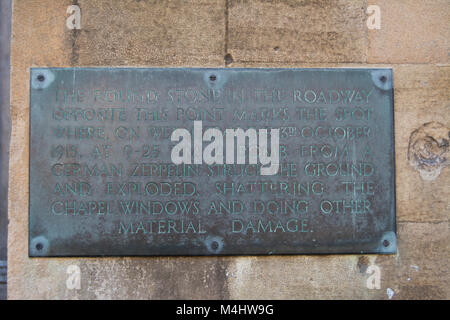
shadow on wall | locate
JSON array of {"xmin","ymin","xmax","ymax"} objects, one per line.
[{"xmin": 0, "ymin": 0, "xmax": 12, "ymax": 300}]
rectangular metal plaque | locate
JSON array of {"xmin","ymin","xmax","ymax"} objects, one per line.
[{"xmin": 29, "ymin": 68, "xmax": 396, "ymax": 256}]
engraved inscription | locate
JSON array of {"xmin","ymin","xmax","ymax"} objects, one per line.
[{"xmin": 29, "ymin": 68, "xmax": 396, "ymax": 256}]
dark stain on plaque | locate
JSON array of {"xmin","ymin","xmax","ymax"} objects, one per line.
[{"xmin": 29, "ymin": 68, "xmax": 396, "ymax": 256}]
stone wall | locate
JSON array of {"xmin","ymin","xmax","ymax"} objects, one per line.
[{"xmin": 8, "ymin": 0, "xmax": 449, "ymax": 299}]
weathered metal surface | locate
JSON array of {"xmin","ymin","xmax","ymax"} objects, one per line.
[{"xmin": 29, "ymin": 68, "xmax": 396, "ymax": 256}]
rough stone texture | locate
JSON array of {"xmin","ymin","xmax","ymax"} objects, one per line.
[
  {"xmin": 227, "ymin": 222, "xmax": 449, "ymax": 299},
  {"xmin": 227, "ymin": 0, "xmax": 368, "ymax": 63},
  {"xmin": 368, "ymin": 0, "xmax": 450, "ymax": 64},
  {"xmin": 374, "ymin": 222, "xmax": 449, "ymax": 300},
  {"xmin": 10, "ymin": 257, "xmax": 230, "ymax": 300},
  {"xmin": 8, "ymin": 0, "xmax": 450, "ymax": 299},
  {"xmin": 8, "ymin": 0, "xmax": 70, "ymax": 300},
  {"xmin": 394, "ymin": 65, "xmax": 449, "ymax": 223},
  {"xmin": 72, "ymin": 0, "xmax": 225, "ymax": 66}
]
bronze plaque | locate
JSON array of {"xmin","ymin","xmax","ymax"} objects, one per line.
[{"xmin": 29, "ymin": 68, "xmax": 396, "ymax": 256}]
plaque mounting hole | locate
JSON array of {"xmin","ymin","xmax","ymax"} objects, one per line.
[
  {"xmin": 379, "ymin": 75, "xmax": 387, "ymax": 83},
  {"xmin": 209, "ymin": 74, "xmax": 217, "ymax": 82},
  {"xmin": 36, "ymin": 243, "xmax": 43, "ymax": 251},
  {"xmin": 211, "ymin": 241, "xmax": 219, "ymax": 250},
  {"xmin": 383, "ymin": 240, "xmax": 390, "ymax": 247},
  {"xmin": 37, "ymin": 74, "xmax": 45, "ymax": 82}
]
